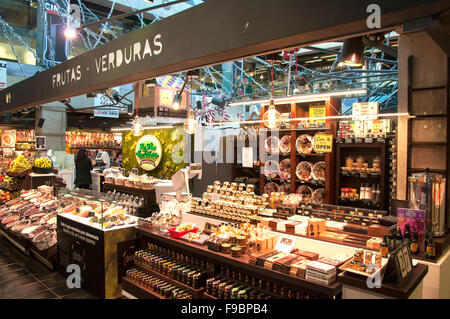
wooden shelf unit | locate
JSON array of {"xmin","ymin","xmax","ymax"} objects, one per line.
[
  {"xmin": 259, "ymin": 97, "xmax": 339, "ymax": 205},
  {"xmin": 335, "ymin": 142, "xmax": 389, "ymax": 211}
]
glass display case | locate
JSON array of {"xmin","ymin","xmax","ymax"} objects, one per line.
[{"xmin": 56, "ymin": 189, "xmax": 138, "ymax": 231}]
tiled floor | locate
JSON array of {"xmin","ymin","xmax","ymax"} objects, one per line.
[{"xmin": 0, "ymin": 235, "xmax": 97, "ymax": 299}]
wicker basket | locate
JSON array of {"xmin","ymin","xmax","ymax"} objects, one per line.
[{"xmin": 32, "ymin": 167, "xmax": 52, "ymax": 174}]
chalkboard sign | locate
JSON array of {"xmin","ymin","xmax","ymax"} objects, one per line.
[{"xmin": 383, "ymin": 242, "xmax": 414, "ymax": 285}]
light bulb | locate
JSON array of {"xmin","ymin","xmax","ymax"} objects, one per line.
[
  {"xmin": 132, "ymin": 116, "xmax": 143, "ymax": 136},
  {"xmin": 173, "ymin": 101, "xmax": 180, "ymax": 110},
  {"xmin": 263, "ymin": 99, "xmax": 281, "ymax": 129},
  {"xmin": 64, "ymin": 28, "xmax": 77, "ymax": 40},
  {"xmin": 184, "ymin": 112, "xmax": 198, "ymax": 134}
]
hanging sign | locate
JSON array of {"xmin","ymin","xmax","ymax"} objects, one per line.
[
  {"xmin": 94, "ymin": 108, "xmax": 120, "ymax": 118},
  {"xmin": 0, "ymin": 61, "xmax": 6, "ymax": 89},
  {"xmin": 309, "ymin": 105, "xmax": 326, "ymax": 124},
  {"xmin": 313, "ymin": 134, "xmax": 333, "ymax": 153},
  {"xmin": 135, "ymin": 135, "xmax": 162, "ymax": 171},
  {"xmin": 242, "ymin": 147, "xmax": 253, "ymax": 168}
]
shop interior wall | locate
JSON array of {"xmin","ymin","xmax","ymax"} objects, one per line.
[
  {"xmin": 397, "ymin": 30, "xmax": 448, "ymax": 213},
  {"xmin": 121, "ymin": 128, "xmax": 185, "ymax": 179}
]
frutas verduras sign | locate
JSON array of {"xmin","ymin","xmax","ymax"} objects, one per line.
[{"xmin": 135, "ymin": 135, "xmax": 162, "ymax": 171}]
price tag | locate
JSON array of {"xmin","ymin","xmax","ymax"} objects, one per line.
[
  {"xmin": 274, "ymin": 236, "xmax": 296, "ymax": 254},
  {"xmin": 344, "ymin": 137, "xmax": 353, "ymax": 144},
  {"xmin": 364, "ymin": 137, "xmax": 374, "ymax": 143},
  {"xmin": 355, "ymin": 137, "xmax": 363, "ymax": 144}
]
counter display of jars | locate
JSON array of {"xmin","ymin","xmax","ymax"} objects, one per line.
[{"xmin": 191, "ymin": 181, "xmax": 269, "ymax": 223}]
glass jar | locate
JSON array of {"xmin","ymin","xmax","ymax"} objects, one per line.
[
  {"xmin": 345, "ymin": 156, "xmax": 354, "ymax": 169},
  {"xmin": 356, "ymin": 156, "xmax": 364, "ymax": 169},
  {"xmin": 373, "ymin": 156, "xmax": 380, "ymax": 169}
]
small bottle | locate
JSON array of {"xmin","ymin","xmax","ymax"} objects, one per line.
[
  {"xmin": 410, "ymin": 232, "xmax": 419, "ymax": 255},
  {"xmin": 403, "ymin": 224, "xmax": 411, "ymax": 247},
  {"xmin": 380, "ymin": 234, "xmax": 389, "ymax": 258},
  {"xmin": 388, "ymin": 227, "xmax": 396, "ymax": 252},
  {"xmin": 395, "ymin": 227, "xmax": 403, "ymax": 249},
  {"xmin": 426, "ymin": 236, "xmax": 436, "ymax": 260},
  {"xmin": 371, "ymin": 185, "xmax": 377, "ymax": 202},
  {"xmin": 375, "ymin": 185, "xmax": 381, "ymax": 203},
  {"xmin": 360, "ymin": 184, "xmax": 365, "ymax": 200}
]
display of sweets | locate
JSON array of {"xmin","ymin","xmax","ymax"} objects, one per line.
[
  {"xmin": 206, "ymin": 222, "xmax": 276, "ymax": 256},
  {"xmin": 139, "ymin": 212, "xmax": 181, "ymax": 230},
  {"xmin": 191, "ymin": 181, "xmax": 269, "ymax": 222},
  {"xmin": 56, "ymin": 190, "xmax": 137, "ymax": 230},
  {"xmin": 342, "ymin": 249, "xmax": 383, "ymax": 274},
  {"xmin": 126, "ymin": 268, "xmax": 194, "ymax": 299}
]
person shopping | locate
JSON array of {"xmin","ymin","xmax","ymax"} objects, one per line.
[{"xmin": 74, "ymin": 148, "xmax": 93, "ymax": 189}]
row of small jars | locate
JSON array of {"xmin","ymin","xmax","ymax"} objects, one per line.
[
  {"xmin": 202, "ymin": 192, "xmax": 268, "ymax": 208},
  {"xmin": 211, "ymin": 181, "xmax": 255, "ymax": 193},
  {"xmin": 191, "ymin": 206, "xmax": 252, "ymax": 223}
]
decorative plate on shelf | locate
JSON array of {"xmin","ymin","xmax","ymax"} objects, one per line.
[
  {"xmin": 264, "ymin": 160, "xmax": 279, "ymax": 178},
  {"xmin": 312, "ymin": 161, "xmax": 326, "ymax": 181},
  {"xmin": 1, "ymin": 133, "xmax": 16, "ymax": 148},
  {"xmin": 296, "ymin": 185, "xmax": 313, "ymax": 202},
  {"xmin": 279, "ymin": 182, "xmax": 290, "ymax": 193},
  {"xmin": 279, "ymin": 135, "xmax": 291, "ymax": 154},
  {"xmin": 264, "ymin": 182, "xmax": 280, "ymax": 194},
  {"xmin": 295, "ymin": 161, "xmax": 313, "ymax": 181},
  {"xmin": 279, "ymin": 159, "xmax": 291, "ymax": 180},
  {"xmin": 265, "ymin": 136, "xmax": 280, "ymax": 154},
  {"xmin": 296, "ymin": 134, "xmax": 313, "ymax": 154},
  {"xmin": 312, "ymin": 188, "xmax": 325, "ymax": 204}
]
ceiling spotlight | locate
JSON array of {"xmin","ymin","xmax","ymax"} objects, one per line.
[
  {"xmin": 112, "ymin": 91, "xmax": 121, "ymax": 103},
  {"xmin": 86, "ymin": 92, "xmax": 97, "ymax": 98},
  {"xmin": 145, "ymin": 78, "xmax": 157, "ymax": 87},
  {"xmin": 211, "ymin": 97, "xmax": 225, "ymax": 108},
  {"xmin": 173, "ymin": 77, "xmax": 188, "ymax": 110},
  {"xmin": 186, "ymin": 70, "xmax": 200, "ymax": 79},
  {"xmin": 64, "ymin": 28, "xmax": 77, "ymax": 40},
  {"xmin": 172, "ymin": 93, "xmax": 183, "ymax": 111},
  {"xmin": 341, "ymin": 37, "xmax": 365, "ymax": 67},
  {"xmin": 127, "ymin": 104, "xmax": 134, "ymax": 115}
]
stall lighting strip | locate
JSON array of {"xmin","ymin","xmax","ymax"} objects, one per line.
[
  {"xmin": 205, "ymin": 112, "xmax": 413, "ymax": 127},
  {"xmin": 227, "ymin": 88, "xmax": 367, "ymax": 106},
  {"xmin": 111, "ymin": 125, "xmax": 174, "ymax": 132}
]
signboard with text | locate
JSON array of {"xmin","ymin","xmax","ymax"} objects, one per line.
[
  {"xmin": 94, "ymin": 108, "xmax": 120, "ymax": 118},
  {"xmin": 135, "ymin": 135, "xmax": 162, "ymax": 171},
  {"xmin": 309, "ymin": 105, "xmax": 326, "ymax": 124},
  {"xmin": 313, "ymin": 134, "xmax": 333, "ymax": 153},
  {"xmin": 0, "ymin": 61, "xmax": 6, "ymax": 89}
]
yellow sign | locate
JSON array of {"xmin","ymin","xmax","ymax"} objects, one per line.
[
  {"xmin": 313, "ymin": 134, "xmax": 333, "ymax": 153},
  {"xmin": 159, "ymin": 89, "xmax": 173, "ymax": 106},
  {"xmin": 309, "ymin": 105, "xmax": 326, "ymax": 123}
]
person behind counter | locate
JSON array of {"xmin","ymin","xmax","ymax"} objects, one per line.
[{"xmin": 74, "ymin": 147, "xmax": 95, "ymax": 189}]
